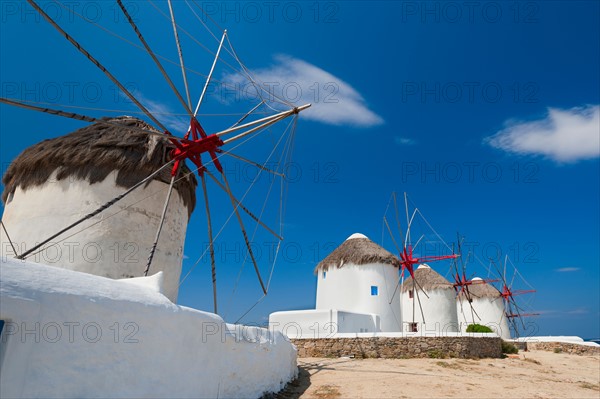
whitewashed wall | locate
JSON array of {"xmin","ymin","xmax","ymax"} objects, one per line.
[
  {"xmin": 457, "ymin": 296, "xmax": 511, "ymax": 339},
  {"xmin": 270, "ymin": 309, "xmax": 380, "ymax": 339},
  {"xmin": 0, "ymin": 258, "xmax": 297, "ymax": 399},
  {"xmin": 0, "ymin": 171, "xmax": 189, "ymax": 302},
  {"xmin": 316, "ymin": 263, "xmax": 402, "ymax": 332},
  {"xmin": 401, "ymin": 288, "xmax": 459, "ymax": 333}
]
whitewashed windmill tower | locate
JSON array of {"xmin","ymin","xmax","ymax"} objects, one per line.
[
  {"xmin": 401, "ymin": 264, "xmax": 459, "ymax": 333},
  {"xmin": 457, "ymin": 277, "xmax": 511, "ymax": 339},
  {"xmin": 0, "ymin": 117, "xmax": 196, "ymax": 302},
  {"xmin": 315, "ymin": 233, "xmax": 402, "ymax": 332}
]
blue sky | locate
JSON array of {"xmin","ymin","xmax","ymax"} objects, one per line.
[{"xmin": 1, "ymin": 1, "xmax": 598, "ymax": 338}]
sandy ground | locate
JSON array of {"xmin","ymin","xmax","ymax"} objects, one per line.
[{"xmin": 276, "ymin": 351, "xmax": 600, "ymax": 399}]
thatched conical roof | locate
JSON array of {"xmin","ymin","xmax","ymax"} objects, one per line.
[
  {"xmin": 314, "ymin": 233, "xmax": 400, "ymax": 273},
  {"xmin": 401, "ymin": 264, "xmax": 453, "ymax": 292},
  {"xmin": 2, "ymin": 117, "xmax": 197, "ymax": 216},
  {"xmin": 458, "ymin": 278, "xmax": 501, "ymax": 299}
]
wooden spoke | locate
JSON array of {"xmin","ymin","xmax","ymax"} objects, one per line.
[
  {"xmin": 219, "ymin": 171, "xmax": 267, "ymax": 294},
  {"xmin": 200, "ymin": 174, "xmax": 218, "ymax": 314},
  {"xmin": 144, "ymin": 173, "xmax": 178, "ymax": 276}
]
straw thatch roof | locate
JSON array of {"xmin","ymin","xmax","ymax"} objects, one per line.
[
  {"xmin": 401, "ymin": 264, "xmax": 453, "ymax": 292},
  {"xmin": 458, "ymin": 278, "xmax": 501, "ymax": 299},
  {"xmin": 314, "ymin": 233, "xmax": 400, "ymax": 273},
  {"xmin": 1, "ymin": 117, "xmax": 197, "ymax": 216}
]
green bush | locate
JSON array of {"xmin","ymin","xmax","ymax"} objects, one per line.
[
  {"xmin": 427, "ymin": 349, "xmax": 446, "ymax": 359},
  {"xmin": 501, "ymin": 341, "xmax": 519, "ymax": 354},
  {"xmin": 466, "ymin": 323, "xmax": 493, "ymax": 333}
]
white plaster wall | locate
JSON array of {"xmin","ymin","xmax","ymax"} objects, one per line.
[
  {"xmin": 269, "ymin": 309, "xmax": 379, "ymax": 338},
  {"xmin": 0, "ymin": 258, "xmax": 297, "ymax": 399},
  {"xmin": 0, "ymin": 171, "xmax": 189, "ymax": 302},
  {"xmin": 315, "ymin": 263, "xmax": 402, "ymax": 332},
  {"xmin": 336, "ymin": 311, "xmax": 380, "ymax": 334},
  {"xmin": 270, "ymin": 309, "xmax": 333, "ymax": 339},
  {"xmin": 456, "ymin": 297, "xmax": 511, "ymax": 339},
  {"xmin": 401, "ymin": 288, "xmax": 459, "ymax": 333}
]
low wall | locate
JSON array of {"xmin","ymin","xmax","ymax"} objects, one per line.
[
  {"xmin": 270, "ymin": 309, "xmax": 380, "ymax": 338},
  {"xmin": 292, "ymin": 336, "xmax": 502, "ymax": 359},
  {"xmin": 526, "ymin": 342, "xmax": 600, "ymax": 356},
  {"xmin": 0, "ymin": 259, "xmax": 297, "ymax": 399}
]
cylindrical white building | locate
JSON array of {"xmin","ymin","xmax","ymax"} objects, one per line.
[
  {"xmin": 457, "ymin": 277, "xmax": 511, "ymax": 339},
  {"xmin": 401, "ymin": 264, "xmax": 459, "ymax": 334},
  {"xmin": 315, "ymin": 233, "xmax": 402, "ymax": 332},
  {"xmin": 0, "ymin": 117, "xmax": 197, "ymax": 302}
]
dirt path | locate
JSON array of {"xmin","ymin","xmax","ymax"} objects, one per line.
[{"xmin": 276, "ymin": 351, "xmax": 600, "ymax": 399}]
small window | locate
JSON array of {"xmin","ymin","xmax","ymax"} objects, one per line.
[
  {"xmin": 409, "ymin": 322, "xmax": 418, "ymax": 332},
  {"xmin": 322, "ymin": 271, "xmax": 327, "ymax": 279},
  {"xmin": 408, "ymin": 289, "xmax": 414, "ymax": 299},
  {"xmin": 371, "ymin": 286, "xmax": 378, "ymax": 296}
]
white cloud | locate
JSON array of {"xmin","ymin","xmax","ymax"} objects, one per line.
[
  {"xmin": 395, "ymin": 136, "xmax": 416, "ymax": 146},
  {"xmin": 535, "ymin": 308, "xmax": 589, "ymax": 317},
  {"xmin": 143, "ymin": 100, "xmax": 187, "ymax": 132},
  {"xmin": 121, "ymin": 91, "xmax": 188, "ymax": 133},
  {"xmin": 224, "ymin": 55, "xmax": 384, "ymax": 128},
  {"xmin": 533, "ymin": 310, "xmax": 557, "ymax": 315},
  {"xmin": 567, "ymin": 308, "xmax": 589, "ymax": 315},
  {"xmin": 486, "ymin": 105, "xmax": 600, "ymax": 163},
  {"xmin": 555, "ymin": 267, "xmax": 581, "ymax": 272}
]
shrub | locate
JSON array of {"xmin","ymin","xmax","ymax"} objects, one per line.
[
  {"xmin": 466, "ymin": 323, "xmax": 493, "ymax": 333},
  {"xmin": 501, "ymin": 341, "xmax": 519, "ymax": 354},
  {"xmin": 428, "ymin": 349, "xmax": 446, "ymax": 359},
  {"xmin": 553, "ymin": 347, "xmax": 562, "ymax": 353}
]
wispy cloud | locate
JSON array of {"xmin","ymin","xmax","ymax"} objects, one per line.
[
  {"xmin": 534, "ymin": 309, "xmax": 558, "ymax": 315},
  {"xmin": 395, "ymin": 136, "xmax": 416, "ymax": 146},
  {"xmin": 123, "ymin": 91, "xmax": 188, "ymax": 133},
  {"xmin": 485, "ymin": 104, "xmax": 600, "ymax": 163},
  {"xmin": 555, "ymin": 267, "xmax": 581, "ymax": 273},
  {"xmin": 567, "ymin": 308, "xmax": 589, "ymax": 315},
  {"xmin": 224, "ymin": 55, "xmax": 384, "ymax": 128},
  {"xmin": 533, "ymin": 308, "xmax": 589, "ymax": 317}
]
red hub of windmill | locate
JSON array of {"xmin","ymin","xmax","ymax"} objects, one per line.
[
  {"xmin": 400, "ymin": 244, "xmax": 458, "ymax": 278},
  {"xmin": 167, "ymin": 117, "xmax": 224, "ymax": 176},
  {"xmin": 501, "ymin": 284, "xmax": 537, "ymax": 318},
  {"xmin": 453, "ymin": 272, "xmax": 471, "ymax": 295},
  {"xmin": 453, "ymin": 273, "xmax": 499, "ymax": 295}
]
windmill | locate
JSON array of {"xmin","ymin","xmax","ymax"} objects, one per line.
[
  {"xmin": 0, "ymin": 0, "xmax": 310, "ymax": 319},
  {"xmin": 491, "ymin": 255, "xmax": 539, "ymax": 338},
  {"xmin": 383, "ymin": 192, "xmax": 458, "ymax": 332},
  {"xmin": 451, "ymin": 233, "xmax": 500, "ymax": 329}
]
